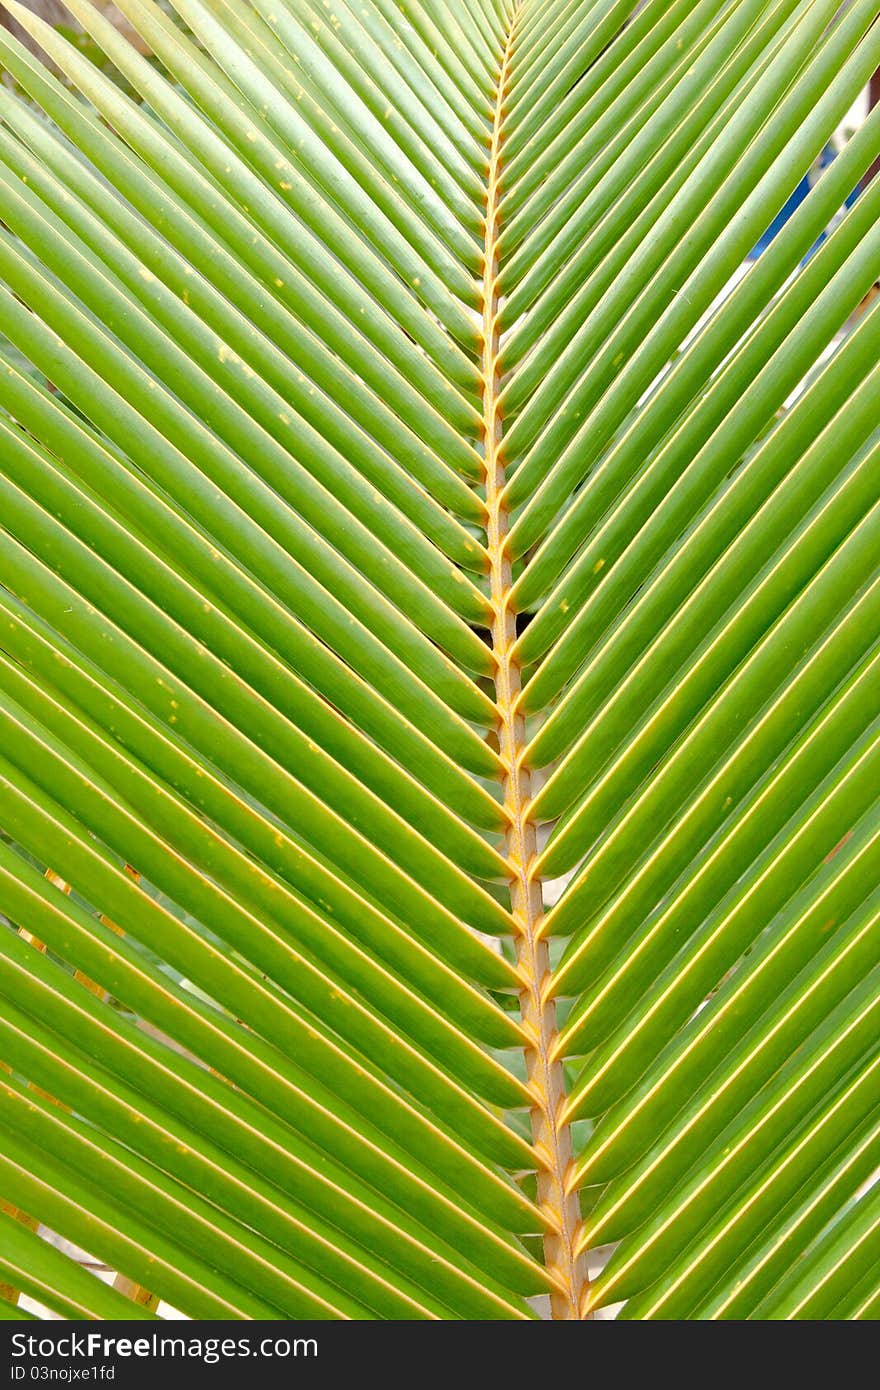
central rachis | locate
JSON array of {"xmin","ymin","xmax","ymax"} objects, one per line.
[{"xmin": 479, "ymin": 2, "xmax": 589, "ymax": 1322}]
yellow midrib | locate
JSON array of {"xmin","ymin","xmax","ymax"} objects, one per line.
[{"xmin": 479, "ymin": 3, "xmax": 590, "ymax": 1322}]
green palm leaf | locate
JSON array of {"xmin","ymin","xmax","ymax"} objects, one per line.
[{"xmin": 0, "ymin": 0, "xmax": 877, "ymax": 1320}]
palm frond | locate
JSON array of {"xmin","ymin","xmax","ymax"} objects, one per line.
[{"xmin": 0, "ymin": 0, "xmax": 877, "ymax": 1320}]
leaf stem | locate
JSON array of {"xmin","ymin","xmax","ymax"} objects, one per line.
[{"xmin": 480, "ymin": 2, "xmax": 590, "ymax": 1322}]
